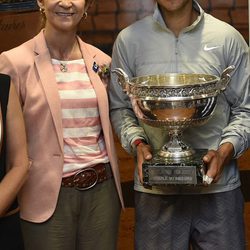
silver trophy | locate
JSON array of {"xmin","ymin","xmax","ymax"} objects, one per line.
[{"xmin": 112, "ymin": 66, "xmax": 235, "ymax": 187}]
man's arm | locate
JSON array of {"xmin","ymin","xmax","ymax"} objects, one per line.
[
  {"xmin": 203, "ymin": 30, "xmax": 250, "ymax": 183},
  {"xmin": 109, "ymin": 33, "xmax": 149, "ymax": 154}
]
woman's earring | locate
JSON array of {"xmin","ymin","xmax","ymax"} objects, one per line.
[
  {"xmin": 39, "ymin": 7, "xmax": 45, "ymax": 14},
  {"xmin": 83, "ymin": 12, "xmax": 88, "ymax": 20}
]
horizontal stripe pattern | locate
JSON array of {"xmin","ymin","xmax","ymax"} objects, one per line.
[
  {"xmin": 62, "ymin": 108, "xmax": 99, "ymax": 119},
  {"xmin": 58, "ymin": 88, "xmax": 96, "ymax": 99},
  {"xmin": 63, "ymin": 125, "xmax": 101, "ymax": 138},
  {"xmin": 52, "ymin": 58, "xmax": 108, "ymax": 175}
]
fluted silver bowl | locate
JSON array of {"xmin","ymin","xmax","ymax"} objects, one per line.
[{"xmin": 112, "ymin": 66, "xmax": 234, "ymax": 160}]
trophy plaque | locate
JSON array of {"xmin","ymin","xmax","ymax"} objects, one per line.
[{"xmin": 112, "ymin": 66, "xmax": 234, "ymax": 187}]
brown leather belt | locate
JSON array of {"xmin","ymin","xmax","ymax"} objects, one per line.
[{"xmin": 61, "ymin": 163, "xmax": 113, "ymax": 190}]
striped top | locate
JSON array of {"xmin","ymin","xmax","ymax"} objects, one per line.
[{"xmin": 52, "ymin": 58, "xmax": 109, "ymax": 177}]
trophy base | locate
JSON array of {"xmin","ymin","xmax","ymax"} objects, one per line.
[{"xmin": 142, "ymin": 149, "xmax": 207, "ymax": 188}]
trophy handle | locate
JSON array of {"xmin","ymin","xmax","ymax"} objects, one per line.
[
  {"xmin": 217, "ymin": 65, "xmax": 235, "ymax": 91},
  {"xmin": 112, "ymin": 68, "xmax": 132, "ymax": 94}
]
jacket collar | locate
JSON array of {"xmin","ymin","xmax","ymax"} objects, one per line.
[{"xmin": 153, "ymin": 0, "xmax": 204, "ymax": 33}]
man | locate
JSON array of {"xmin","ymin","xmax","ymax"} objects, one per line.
[{"xmin": 109, "ymin": 0, "xmax": 250, "ymax": 249}]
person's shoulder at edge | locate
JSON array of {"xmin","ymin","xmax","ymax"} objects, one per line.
[{"xmin": 113, "ymin": 15, "xmax": 154, "ymax": 52}]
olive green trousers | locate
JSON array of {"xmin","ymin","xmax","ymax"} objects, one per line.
[{"xmin": 21, "ymin": 179, "xmax": 121, "ymax": 250}]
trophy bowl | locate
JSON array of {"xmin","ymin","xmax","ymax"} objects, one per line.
[{"xmin": 112, "ymin": 66, "xmax": 235, "ymax": 186}]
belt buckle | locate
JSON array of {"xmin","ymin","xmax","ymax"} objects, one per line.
[{"xmin": 73, "ymin": 168, "xmax": 98, "ymax": 191}]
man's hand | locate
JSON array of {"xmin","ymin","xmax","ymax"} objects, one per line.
[
  {"xmin": 136, "ymin": 143, "xmax": 152, "ymax": 183},
  {"xmin": 202, "ymin": 142, "xmax": 234, "ymax": 184}
]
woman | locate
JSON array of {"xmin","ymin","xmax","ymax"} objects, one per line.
[
  {"xmin": 0, "ymin": 73, "xmax": 29, "ymax": 250},
  {"xmin": 0, "ymin": 0, "xmax": 124, "ymax": 249}
]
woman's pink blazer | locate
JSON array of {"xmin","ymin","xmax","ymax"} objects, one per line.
[{"xmin": 0, "ymin": 30, "xmax": 124, "ymax": 223}]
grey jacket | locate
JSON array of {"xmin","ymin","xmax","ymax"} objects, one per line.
[{"xmin": 109, "ymin": 1, "xmax": 250, "ymax": 195}]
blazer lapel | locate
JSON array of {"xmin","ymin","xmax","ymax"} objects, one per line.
[
  {"xmin": 34, "ymin": 32, "xmax": 64, "ymax": 152},
  {"xmin": 32, "ymin": 33, "xmax": 111, "ymax": 154}
]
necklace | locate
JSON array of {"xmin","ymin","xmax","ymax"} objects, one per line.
[
  {"xmin": 60, "ymin": 62, "xmax": 68, "ymax": 72},
  {"xmin": 48, "ymin": 40, "xmax": 78, "ymax": 73},
  {"xmin": 60, "ymin": 40, "xmax": 77, "ymax": 72}
]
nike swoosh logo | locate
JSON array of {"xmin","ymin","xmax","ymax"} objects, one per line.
[{"xmin": 204, "ymin": 45, "xmax": 221, "ymax": 51}]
